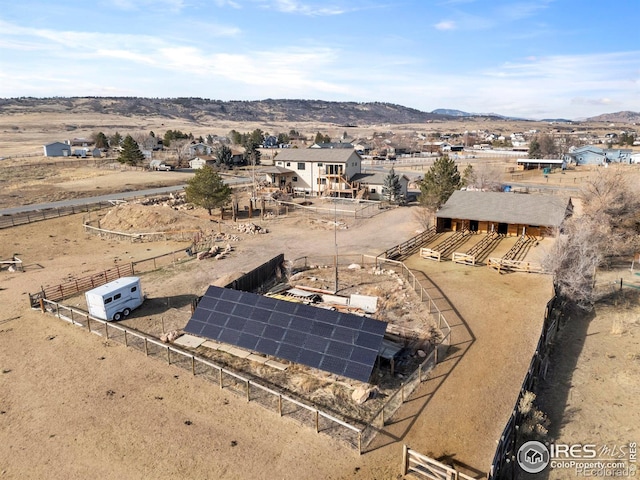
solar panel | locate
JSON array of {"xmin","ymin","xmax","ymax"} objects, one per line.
[{"xmin": 185, "ymin": 285, "xmax": 387, "ymax": 382}]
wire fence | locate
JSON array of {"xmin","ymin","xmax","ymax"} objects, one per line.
[{"xmin": 34, "ymin": 249, "xmax": 453, "ymax": 454}]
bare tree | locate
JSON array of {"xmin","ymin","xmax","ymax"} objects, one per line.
[
  {"xmin": 464, "ymin": 162, "xmax": 504, "ymax": 191},
  {"xmin": 543, "ymin": 166, "xmax": 640, "ymax": 308}
]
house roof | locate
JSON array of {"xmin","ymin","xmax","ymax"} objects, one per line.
[
  {"xmin": 275, "ymin": 149, "xmax": 360, "ymax": 163},
  {"xmin": 257, "ymin": 166, "xmax": 295, "ymax": 175},
  {"xmin": 310, "ymin": 142, "xmax": 354, "ymax": 149},
  {"xmin": 436, "ymin": 190, "xmax": 572, "ymax": 227}
]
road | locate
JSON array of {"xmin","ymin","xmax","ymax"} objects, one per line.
[{"xmin": 0, "ymin": 175, "xmax": 251, "ymax": 216}]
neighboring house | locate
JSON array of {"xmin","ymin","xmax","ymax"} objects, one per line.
[
  {"xmin": 69, "ymin": 138, "xmax": 91, "ymax": 147},
  {"xmin": 564, "ymin": 145, "xmax": 633, "ymax": 165},
  {"xmin": 43, "ymin": 141, "xmax": 72, "ymax": 157},
  {"xmin": 273, "ymin": 149, "xmax": 363, "ymax": 196},
  {"xmin": 188, "ymin": 143, "xmax": 213, "ymax": 156},
  {"xmin": 189, "ymin": 155, "xmax": 217, "ymax": 169},
  {"xmin": 436, "ymin": 190, "xmax": 573, "ymax": 237},
  {"xmin": 310, "ymin": 142, "xmax": 354, "ymax": 149},
  {"xmin": 349, "ymin": 172, "xmax": 409, "ymax": 201}
]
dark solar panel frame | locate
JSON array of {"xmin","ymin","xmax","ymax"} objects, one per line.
[{"xmin": 185, "ymin": 285, "xmax": 386, "ymax": 382}]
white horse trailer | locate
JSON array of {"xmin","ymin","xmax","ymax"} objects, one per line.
[{"xmin": 85, "ymin": 277, "xmax": 144, "ymax": 321}]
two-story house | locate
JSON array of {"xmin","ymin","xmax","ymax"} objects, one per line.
[{"xmin": 273, "ymin": 149, "xmax": 363, "ymax": 196}]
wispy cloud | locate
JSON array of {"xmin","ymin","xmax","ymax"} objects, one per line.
[
  {"xmin": 255, "ymin": 0, "xmax": 348, "ymax": 16},
  {"xmin": 108, "ymin": 0, "xmax": 188, "ymax": 12},
  {"xmin": 434, "ymin": 20, "xmax": 456, "ymax": 30}
]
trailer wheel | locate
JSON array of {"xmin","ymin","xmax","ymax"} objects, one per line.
[
  {"xmin": 113, "ymin": 312, "xmax": 123, "ymax": 321},
  {"xmin": 122, "ymin": 308, "xmax": 131, "ymax": 317}
]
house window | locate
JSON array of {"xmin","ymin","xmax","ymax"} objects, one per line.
[
  {"xmin": 320, "ymin": 178, "xmax": 326, "ymax": 185},
  {"xmin": 297, "ymin": 163, "xmax": 305, "ymax": 170},
  {"xmin": 276, "ymin": 161, "xmax": 282, "ymax": 166},
  {"xmin": 292, "ymin": 176, "xmax": 298, "ymax": 182},
  {"xmin": 317, "ymin": 163, "xmax": 323, "ymax": 167},
  {"xmin": 370, "ymin": 188, "xmax": 376, "ymax": 193},
  {"xmin": 286, "ymin": 162, "xmax": 291, "ymax": 167}
]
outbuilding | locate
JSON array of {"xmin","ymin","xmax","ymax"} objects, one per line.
[{"xmin": 436, "ymin": 190, "xmax": 572, "ymax": 237}]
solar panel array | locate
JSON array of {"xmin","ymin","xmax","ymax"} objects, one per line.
[{"xmin": 185, "ymin": 285, "xmax": 387, "ymax": 382}]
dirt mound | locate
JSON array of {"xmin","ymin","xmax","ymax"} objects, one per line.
[{"xmin": 99, "ymin": 203, "xmax": 205, "ymax": 233}]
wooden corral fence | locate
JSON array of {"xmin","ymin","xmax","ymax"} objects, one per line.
[
  {"xmin": 487, "ymin": 258, "xmax": 545, "ymax": 274},
  {"xmin": 487, "ymin": 294, "xmax": 562, "ymax": 480},
  {"xmin": 0, "ymin": 256, "xmax": 23, "ymax": 272},
  {"xmin": 383, "ymin": 226, "xmax": 437, "ymax": 261},
  {"xmin": 275, "ymin": 199, "xmax": 382, "ymax": 220},
  {"xmin": 28, "ymin": 248, "xmax": 190, "ymax": 307},
  {"xmin": 501, "ymin": 235, "xmax": 537, "ymax": 261},
  {"xmin": 36, "ymin": 297, "xmax": 365, "ymax": 452},
  {"xmin": 0, "ymin": 202, "xmax": 119, "ymax": 230},
  {"xmin": 452, "ymin": 232, "xmax": 503, "ymax": 266},
  {"xmin": 402, "ymin": 445, "xmax": 477, "ymax": 480},
  {"xmin": 420, "ymin": 248, "xmax": 441, "ymax": 262}
]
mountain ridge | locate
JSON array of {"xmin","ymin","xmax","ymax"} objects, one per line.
[{"xmin": 0, "ymin": 97, "xmax": 637, "ymax": 125}]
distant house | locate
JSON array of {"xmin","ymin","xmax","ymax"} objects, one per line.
[
  {"xmin": 188, "ymin": 143, "xmax": 213, "ymax": 156},
  {"xmin": 310, "ymin": 142, "xmax": 354, "ymax": 149},
  {"xmin": 274, "ymin": 149, "xmax": 362, "ymax": 196},
  {"xmin": 436, "ymin": 190, "xmax": 573, "ymax": 237},
  {"xmin": 43, "ymin": 141, "xmax": 72, "ymax": 157},
  {"xmin": 565, "ymin": 145, "xmax": 633, "ymax": 165},
  {"xmin": 189, "ymin": 155, "xmax": 217, "ymax": 169},
  {"xmin": 350, "ymin": 172, "xmax": 409, "ymax": 201}
]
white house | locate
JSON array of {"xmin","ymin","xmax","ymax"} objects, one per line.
[
  {"xmin": 189, "ymin": 155, "xmax": 217, "ymax": 169},
  {"xmin": 43, "ymin": 141, "xmax": 72, "ymax": 157},
  {"xmin": 350, "ymin": 171, "xmax": 409, "ymax": 201},
  {"xmin": 274, "ymin": 149, "xmax": 363, "ymax": 196}
]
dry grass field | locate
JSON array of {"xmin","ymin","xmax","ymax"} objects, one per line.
[{"xmin": 1, "ymin": 111, "xmax": 639, "ymax": 479}]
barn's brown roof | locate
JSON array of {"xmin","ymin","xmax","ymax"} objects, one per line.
[{"xmin": 436, "ymin": 190, "xmax": 572, "ymax": 227}]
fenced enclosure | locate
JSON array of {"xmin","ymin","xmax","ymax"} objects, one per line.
[
  {"xmin": 275, "ymin": 198, "xmax": 383, "ymax": 220},
  {"xmin": 34, "ymin": 249, "xmax": 453, "ymax": 454},
  {"xmin": 28, "ymin": 248, "xmax": 191, "ymax": 308},
  {"xmin": 37, "ymin": 297, "xmax": 364, "ymax": 451},
  {"xmin": 487, "ymin": 258, "xmax": 545, "ymax": 274},
  {"xmin": 383, "ymin": 226, "xmax": 437, "ymax": 261},
  {"xmin": 487, "ymin": 294, "xmax": 561, "ymax": 479},
  {"xmin": 402, "ymin": 445, "xmax": 477, "ymax": 480}
]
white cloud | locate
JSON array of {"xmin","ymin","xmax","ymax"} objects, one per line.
[
  {"xmin": 434, "ymin": 20, "xmax": 456, "ymax": 30},
  {"xmin": 108, "ymin": 0, "xmax": 188, "ymax": 12},
  {"xmin": 256, "ymin": 0, "xmax": 348, "ymax": 16}
]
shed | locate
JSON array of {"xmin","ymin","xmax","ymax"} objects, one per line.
[
  {"xmin": 436, "ymin": 190, "xmax": 572, "ymax": 237},
  {"xmin": 43, "ymin": 141, "xmax": 72, "ymax": 157}
]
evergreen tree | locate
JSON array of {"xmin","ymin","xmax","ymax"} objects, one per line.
[
  {"xmin": 110, "ymin": 131, "xmax": 123, "ymax": 147},
  {"xmin": 117, "ymin": 135, "xmax": 145, "ymax": 166},
  {"xmin": 419, "ymin": 154, "xmax": 462, "ymax": 211},
  {"xmin": 214, "ymin": 144, "xmax": 233, "ymax": 168},
  {"xmin": 461, "ymin": 164, "xmax": 475, "ymax": 187},
  {"xmin": 184, "ymin": 166, "xmax": 232, "ymax": 216},
  {"xmin": 93, "ymin": 131, "xmax": 109, "ymax": 149},
  {"xmin": 382, "ymin": 167, "xmax": 402, "ymax": 203}
]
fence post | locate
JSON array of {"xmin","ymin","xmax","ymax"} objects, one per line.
[
  {"xmin": 192, "ymin": 356, "xmax": 196, "ymax": 375},
  {"xmin": 167, "ymin": 347, "xmax": 170, "ymax": 364},
  {"xmin": 246, "ymin": 380, "xmax": 250, "ymax": 402},
  {"xmin": 219, "ymin": 368, "xmax": 223, "ymax": 388},
  {"xmin": 144, "ymin": 337, "xmax": 148, "ymax": 356},
  {"xmin": 124, "ymin": 330, "xmax": 128, "ymax": 346},
  {"xmin": 315, "ymin": 410, "xmax": 319, "ymax": 432},
  {"xmin": 39, "ymin": 298, "xmax": 45, "ymax": 312},
  {"xmin": 402, "ymin": 444, "xmax": 409, "ymax": 475},
  {"xmin": 86, "ymin": 315, "xmax": 91, "ymax": 332}
]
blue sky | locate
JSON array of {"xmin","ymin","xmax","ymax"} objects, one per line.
[{"xmin": 1, "ymin": 0, "xmax": 638, "ymax": 119}]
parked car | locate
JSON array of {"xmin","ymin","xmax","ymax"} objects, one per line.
[{"xmin": 156, "ymin": 164, "xmax": 173, "ymax": 171}]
